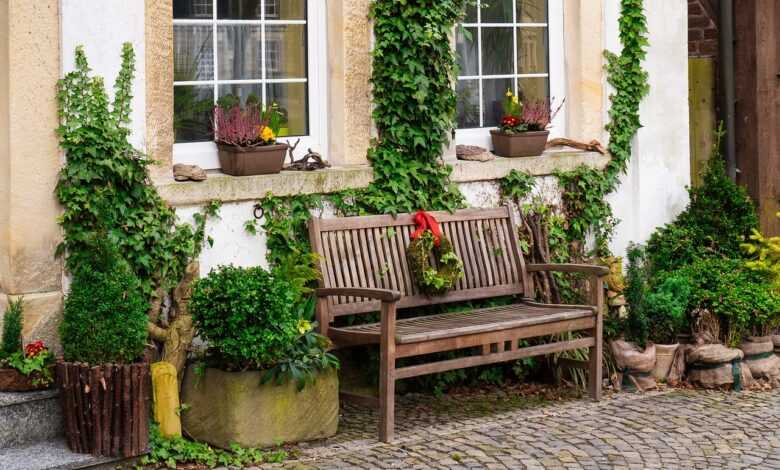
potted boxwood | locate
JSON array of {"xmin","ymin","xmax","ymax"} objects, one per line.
[
  {"xmin": 213, "ymin": 102, "xmax": 288, "ymax": 176},
  {"xmin": 0, "ymin": 298, "xmax": 55, "ymax": 392},
  {"xmin": 490, "ymin": 90, "xmax": 562, "ymax": 157},
  {"xmin": 57, "ymin": 238, "xmax": 151, "ymax": 457},
  {"xmin": 182, "ymin": 265, "xmax": 339, "ymax": 449}
]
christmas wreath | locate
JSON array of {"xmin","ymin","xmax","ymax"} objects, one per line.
[{"xmin": 407, "ymin": 211, "xmax": 464, "ymax": 296}]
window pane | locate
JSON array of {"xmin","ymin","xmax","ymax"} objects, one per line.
[
  {"xmin": 218, "ymin": 83, "xmax": 263, "ymax": 108},
  {"xmin": 481, "ymin": 28, "xmax": 513, "ymax": 75},
  {"xmin": 174, "ymin": 0, "xmax": 212, "ymax": 19},
  {"xmin": 517, "ymin": 27, "xmax": 548, "ymax": 73},
  {"xmin": 217, "ymin": 25, "xmax": 263, "ymax": 80},
  {"xmin": 517, "ymin": 77, "xmax": 549, "ymax": 103},
  {"xmin": 517, "ymin": 0, "xmax": 548, "ymax": 23},
  {"xmin": 456, "ymin": 27, "xmax": 478, "ymax": 76},
  {"xmin": 265, "ymin": 25, "xmax": 307, "ymax": 79},
  {"xmin": 218, "ymin": 0, "xmax": 262, "ymax": 19},
  {"xmin": 267, "ymin": 0, "xmax": 306, "ymax": 20},
  {"xmin": 267, "ymin": 82, "xmax": 308, "ymax": 136},
  {"xmin": 481, "ymin": 0, "xmax": 513, "ymax": 23},
  {"xmin": 174, "ymin": 85, "xmax": 214, "ymax": 143},
  {"xmin": 457, "ymin": 80, "xmax": 480, "ymax": 129},
  {"xmin": 464, "ymin": 2, "xmax": 478, "ymax": 23},
  {"xmin": 174, "ymin": 25, "xmax": 214, "ymax": 81},
  {"xmin": 482, "ymin": 78, "xmax": 513, "ymax": 127}
]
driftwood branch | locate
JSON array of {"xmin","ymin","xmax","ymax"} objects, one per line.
[{"xmin": 546, "ymin": 138, "xmax": 606, "ymax": 155}]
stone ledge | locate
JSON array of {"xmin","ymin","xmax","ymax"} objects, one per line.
[{"xmin": 157, "ymin": 150, "xmax": 609, "ymax": 207}]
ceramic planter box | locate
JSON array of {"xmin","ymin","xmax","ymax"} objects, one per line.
[
  {"xmin": 181, "ymin": 366, "xmax": 338, "ymax": 449},
  {"xmin": 490, "ymin": 130, "xmax": 549, "ymax": 157},
  {"xmin": 217, "ymin": 143, "xmax": 288, "ymax": 176}
]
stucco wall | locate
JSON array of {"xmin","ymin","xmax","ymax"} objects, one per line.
[{"xmin": 607, "ymin": 1, "xmax": 691, "ymax": 256}]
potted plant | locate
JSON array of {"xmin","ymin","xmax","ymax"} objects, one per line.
[
  {"xmin": 644, "ymin": 273, "xmax": 691, "ymax": 381},
  {"xmin": 213, "ymin": 102, "xmax": 288, "ymax": 176},
  {"xmin": 57, "ymin": 237, "xmax": 151, "ymax": 457},
  {"xmin": 181, "ymin": 265, "xmax": 339, "ymax": 449},
  {"xmin": 0, "ymin": 298, "xmax": 55, "ymax": 392},
  {"xmin": 490, "ymin": 90, "xmax": 562, "ymax": 157}
]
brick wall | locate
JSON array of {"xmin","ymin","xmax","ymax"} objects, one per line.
[{"xmin": 688, "ymin": 0, "xmax": 718, "ymax": 57}]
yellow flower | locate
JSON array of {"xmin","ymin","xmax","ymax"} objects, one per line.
[
  {"xmin": 260, "ymin": 126, "xmax": 276, "ymax": 143},
  {"xmin": 512, "ymin": 96, "xmax": 519, "ymax": 105},
  {"xmin": 505, "ymin": 89, "xmax": 513, "ymax": 97},
  {"xmin": 297, "ymin": 319, "xmax": 312, "ymax": 335}
]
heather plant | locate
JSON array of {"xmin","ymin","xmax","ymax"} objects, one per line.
[
  {"xmin": 213, "ymin": 103, "xmax": 283, "ymax": 147},
  {"xmin": 498, "ymin": 90, "xmax": 563, "ymax": 134}
]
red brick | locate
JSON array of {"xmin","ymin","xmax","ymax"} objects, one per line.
[
  {"xmin": 689, "ymin": 2, "xmax": 703, "ymax": 16},
  {"xmin": 689, "ymin": 29, "xmax": 704, "ymax": 41},
  {"xmin": 698, "ymin": 40, "xmax": 718, "ymax": 57},
  {"xmin": 703, "ymin": 27, "xmax": 718, "ymax": 40},
  {"xmin": 689, "ymin": 15, "xmax": 712, "ymax": 29}
]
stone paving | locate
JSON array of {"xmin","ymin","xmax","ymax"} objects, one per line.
[{"xmin": 255, "ymin": 388, "xmax": 780, "ymax": 469}]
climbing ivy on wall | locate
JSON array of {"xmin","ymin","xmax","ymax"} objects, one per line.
[
  {"xmin": 364, "ymin": 0, "xmax": 465, "ymax": 214},
  {"xmin": 56, "ymin": 44, "xmax": 219, "ymax": 297}
]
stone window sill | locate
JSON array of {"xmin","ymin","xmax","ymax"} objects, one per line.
[{"xmin": 156, "ymin": 149, "xmax": 609, "ymax": 207}]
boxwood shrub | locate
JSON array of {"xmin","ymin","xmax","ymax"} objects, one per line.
[
  {"xmin": 60, "ymin": 238, "xmax": 149, "ymax": 364},
  {"xmin": 190, "ymin": 265, "xmax": 300, "ymax": 370}
]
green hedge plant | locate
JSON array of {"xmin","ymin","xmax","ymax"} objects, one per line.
[
  {"xmin": 60, "ymin": 237, "xmax": 149, "ymax": 364},
  {"xmin": 1, "ymin": 297, "xmax": 24, "ymax": 359}
]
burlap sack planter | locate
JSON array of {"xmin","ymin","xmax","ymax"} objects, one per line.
[
  {"xmin": 181, "ymin": 366, "xmax": 338, "ymax": 449},
  {"xmin": 740, "ymin": 337, "xmax": 780, "ymax": 380},
  {"xmin": 610, "ymin": 340, "xmax": 657, "ymax": 391},
  {"xmin": 686, "ymin": 344, "xmax": 754, "ymax": 390},
  {"xmin": 773, "ymin": 335, "xmax": 780, "ymax": 355}
]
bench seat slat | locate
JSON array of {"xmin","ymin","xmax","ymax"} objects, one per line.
[{"xmin": 329, "ymin": 303, "xmax": 594, "ymax": 345}]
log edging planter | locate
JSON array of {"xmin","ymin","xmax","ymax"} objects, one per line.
[{"xmin": 56, "ymin": 362, "xmax": 150, "ymax": 457}]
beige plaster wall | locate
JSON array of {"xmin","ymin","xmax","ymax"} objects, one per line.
[
  {"xmin": 145, "ymin": 0, "xmax": 174, "ymax": 179},
  {"xmin": 0, "ymin": 0, "xmax": 64, "ymax": 351},
  {"xmin": 563, "ymin": 0, "xmax": 606, "ymax": 143}
]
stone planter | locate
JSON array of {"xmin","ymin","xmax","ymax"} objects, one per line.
[
  {"xmin": 652, "ymin": 344, "xmax": 679, "ymax": 381},
  {"xmin": 490, "ymin": 130, "xmax": 549, "ymax": 157},
  {"xmin": 181, "ymin": 366, "xmax": 338, "ymax": 449},
  {"xmin": 56, "ymin": 362, "xmax": 150, "ymax": 457},
  {"xmin": 217, "ymin": 143, "xmax": 288, "ymax": 176},
  {"xmin": 0, "ymin": 366, "xmax": 54, "ymax": 392}
]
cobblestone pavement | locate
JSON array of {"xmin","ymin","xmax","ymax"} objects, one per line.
[{"xmin": 256, "ymin": 388, "xmax": 780, "ymax": 469}]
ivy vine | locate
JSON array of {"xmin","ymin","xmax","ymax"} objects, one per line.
[{"xmin": 56, "ymin": 44, "xmax": 219, "ymax": 297}]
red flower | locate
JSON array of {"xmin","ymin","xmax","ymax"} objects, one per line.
[
  {"xmin": 25, "ymin": 340, "xmax": 46, "ymax": 358},
  {"xmin": 501, "ymin": 116, "xmax": 520, "ymax": 127}
]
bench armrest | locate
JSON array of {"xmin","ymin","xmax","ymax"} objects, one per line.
[
  {"xmin": 316, "ymin": 287, "xmax": 401, "ymax": 303},
  {"xmin": 526, "ymin": 263, "xmax": 609, "ymax": 277}
]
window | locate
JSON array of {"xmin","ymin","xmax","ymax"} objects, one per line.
[
  {"xmin": 455, "ymin": 0, "xmax": 564, "ymax": 148},
  {"xmin": 172, "ymin": 0, "xmax": 327, "ymax": 169}
]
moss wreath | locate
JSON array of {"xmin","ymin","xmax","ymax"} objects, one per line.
[{"xmin": 407, "ymin": 212, "xmax": 464, "ymax": 296}]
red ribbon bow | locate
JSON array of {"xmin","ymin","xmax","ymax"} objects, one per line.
[{"xmin": 411, "ymin": 210, "xmax": 442, "ymax": 247}]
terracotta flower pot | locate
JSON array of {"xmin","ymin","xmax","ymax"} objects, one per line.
[
  {"xmin": 217, "ymin": 143, "xmax": 288, "ymax": 176},
  {"xmin": 652, "ymin": 343, "xmax": 679, "ymax": 381},
  {"xmin": 0, "ymin": 366, "xmax": 54, "ymax": 392},
  {"xmin": 490, "ymin": 130, "xmax": 549, "ymax": 157},
  {"xmin": 56, "ymin": 362, "xmax": 150, "ymax": 457}
]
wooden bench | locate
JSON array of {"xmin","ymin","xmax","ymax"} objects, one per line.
[{"xmin": 308, "ymin": 207, "xmax": 608, "ymax": 442}]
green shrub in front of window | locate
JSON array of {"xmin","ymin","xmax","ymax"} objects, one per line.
[{"xmin": 60, "ymin": 237, "xmax": 149, "ymax": 365}]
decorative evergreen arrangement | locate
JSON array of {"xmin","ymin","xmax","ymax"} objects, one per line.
[
  {"xmin": 364, "ymin": 0, "xmax": 464, "ymax": 214},
  {"xmin": 56, "ymin": 44, "xmax": 218, "ymax": 297},
  {"xmin": 408, "ymin": 231, "xmax": 464, "ymax": 296}
]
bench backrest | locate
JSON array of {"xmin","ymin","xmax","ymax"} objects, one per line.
[{"xmin": 308, "ymin": 207, "xmax": 529, "ymax": 319}]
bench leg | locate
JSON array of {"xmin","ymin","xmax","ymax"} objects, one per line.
[
  {"xmin": 379, "ymin": 301, "xmax": 397, "ymax": 443},
  {"xmin": 588, "ymin": 276, "xmax": 604, "ymax": 401}
]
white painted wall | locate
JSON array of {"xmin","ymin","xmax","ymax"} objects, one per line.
[
  {"xmin": 60, "ymin": 0, "xmax": 147, "ymax": 150},
  {"xmin": 605, "ymin": 1, "xmax": 691, "ymax": 256}
]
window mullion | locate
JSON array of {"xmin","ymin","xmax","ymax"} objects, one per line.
[
  {"xmin": 477, "ymin": 0, "xmax": 483, "ymax": 128},
  {"xmin": 212, "ymin": 0, "xmax": 218, "ymax": 105},
  {"xmin": 261, "ymin": 0, "xmax": 267, "ymax": 106},
  {"xmin": 512, "ymin": 0, "xmax": 518, "ymax": 97}
]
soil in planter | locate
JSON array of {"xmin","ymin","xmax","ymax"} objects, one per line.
[
  {"xmin": 0, "ymin": 367, "xmax": 53, "ymax": 392},
  {"xmin": 56, "ymin": 362, "xmax": 150, "ymax": 457}
]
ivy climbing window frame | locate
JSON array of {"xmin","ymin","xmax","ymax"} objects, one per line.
[
  {"xmin": 455, "ymin": 0, "xmax": 566, "ymax": 150},
  {"xmin": 172, "ymin": 0, "xmax": 328, "ymax": 170}
]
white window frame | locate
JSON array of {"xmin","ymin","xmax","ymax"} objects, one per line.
[
  {"xmin": 172, "ymin": 0, "xmax": 328, "ymax": 170},
  {"xmin": 455, "ymin": 0, "xmax": 565, "ymax": 150}
]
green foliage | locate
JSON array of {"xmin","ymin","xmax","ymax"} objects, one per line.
[
  {"xmin": 60, "ymin": 238, "xmax": 149, "ymax": 364},
  {"xmin": 742, "ymin": 213, "xmax": 780, "ymax": 289},
  {"xmin": 498, "ymin": 170, "xmax": 536, "ymax": 202},
  {"xmin": 1, "ymin": 297, "xmax": 23, "ymax": 359},
  {"xmin": 56, "ymin": 44, "xmax": 218, "ymax": 298},
  {"xmin": 365, "ymin": 0, "xmax": 464, "ymax": 214},
  {"xmin": 141, "ymin": 423, "xmax": 287, "ymax": 469},
  {"xmin": 671, "ymin": 258, "xmax": 780, "ymax": 346},
  {"xmin": 5, "ymin": 349, "xmax": 55, "ymax": 386},
  {"xmin": 623, "ymin": 244, "xmax": 650, "ymax": 346},
  {"xmin": 407, "ymin": 230, "xmax": 464, "ymax": 296},
  {"xmin": 644, "ymin": 273, "xmax": 692, "ymax": 344},
  {"xmin": 190, "ymin": 265, "xmax": 300, "ymax": 370},
  {"xmin": 646, "ymin": 157, "xmax": 758, "ymax": 274}
]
